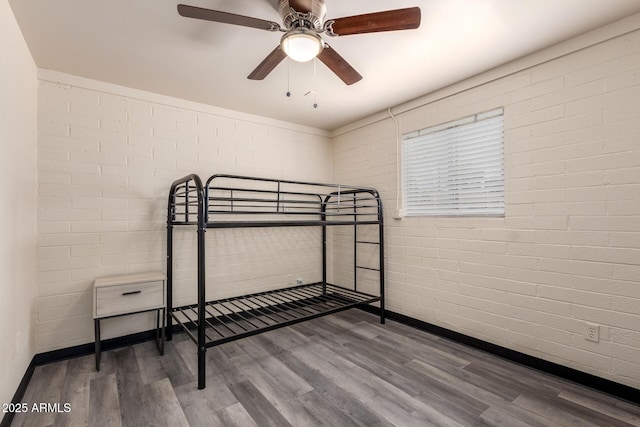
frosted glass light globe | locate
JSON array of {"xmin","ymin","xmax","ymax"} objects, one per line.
[{"xmin": 281, "ymin": 29, "xmax": 323, "ymax": 62}]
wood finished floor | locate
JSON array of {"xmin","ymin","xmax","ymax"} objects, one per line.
[{"xmin": 11, "ymin": 310, "xmax": 640, "ymax": 427}]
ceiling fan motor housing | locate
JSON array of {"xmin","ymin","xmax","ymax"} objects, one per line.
[{"xmin": 278, "ymin": 0, "xmax": 326, "ymax": 30}]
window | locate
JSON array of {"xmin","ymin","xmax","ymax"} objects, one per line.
[{"xmin": 402, "ymin": 108, "xmax": 504, "ymax": 216}]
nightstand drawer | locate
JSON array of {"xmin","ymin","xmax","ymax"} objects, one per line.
[{"xmin": 95, "ymin": 280, "xmax": 164, "ymax": 318}]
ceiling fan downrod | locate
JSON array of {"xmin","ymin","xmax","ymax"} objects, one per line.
[{"xmin": 278, "ymin": 0, "xmax": 326, "ymax": 31}]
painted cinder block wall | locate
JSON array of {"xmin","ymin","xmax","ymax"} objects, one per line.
[
  {"xmin": 332, "ymin": 21, "xmax": 640, "ymax": 388},
  {"xmin": 0, "ymin": 0, "xmax": 38, "ymax": 409},
  {"xmin": 36, "ymin": 73, "xmax": 333, "ymax": 352}
]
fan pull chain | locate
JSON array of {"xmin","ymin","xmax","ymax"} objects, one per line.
[
  {"xmin": 313, "ymin": 58, "xmax": 318, "ymax": 108},
  {"xmin": 304, "ymin": 59, "xmax": 319, "ymax": 108},
  {"xmin": 286, "ymin": 58, "xmax": 291, "ymax": 97}
]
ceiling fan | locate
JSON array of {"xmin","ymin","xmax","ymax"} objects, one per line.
[{"xmin": 177, "ymin": 0, "xmax": 421, "ymax": 85}]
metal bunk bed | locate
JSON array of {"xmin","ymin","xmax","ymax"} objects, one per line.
[{"xmin": 166, "ymin": 174, "xmax": 385, "ymax": 389}]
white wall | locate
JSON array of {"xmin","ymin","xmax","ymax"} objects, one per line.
[
  {"xmin": 0, "ymin": 0, "xmax": 38, "ymax": 408},
  {"xmin": 333, "ymin": 24, "xmax": 640, "ymax": 388},
  {"xmin": 36, "ymin": 72, "xmax": 333, "ymax": 351}
]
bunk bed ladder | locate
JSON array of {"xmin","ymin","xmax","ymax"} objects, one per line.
[
  {"xmin": 353, "ymin": 204, "xmax": 385, "ymax": 325},
  {"xmin": 354, "ymin": 238, "xmax": 381, "ymax": 287}
]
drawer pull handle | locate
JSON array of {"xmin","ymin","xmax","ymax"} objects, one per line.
[{"xmin": 122, "ymin": 290, "xmax": 142, "ymax": 296}]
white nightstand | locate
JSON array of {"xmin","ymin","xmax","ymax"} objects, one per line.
[{"xmin": 93, "ymin": 272, "xmax": 166, "ymax": 371}]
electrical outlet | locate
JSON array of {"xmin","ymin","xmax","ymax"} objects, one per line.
[{"xmin": 585, "ymin": 323, "xmax": 600, "ymax": 342}]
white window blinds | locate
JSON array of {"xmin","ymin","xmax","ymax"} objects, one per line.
[{"xmin": 402, "ymin": 108, "xmax": 504, "ymax": 216}]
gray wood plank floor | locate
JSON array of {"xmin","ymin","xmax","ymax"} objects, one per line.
[{"xmin": 11, "ymin": 310, "xmax": 640, "ymax": 427}]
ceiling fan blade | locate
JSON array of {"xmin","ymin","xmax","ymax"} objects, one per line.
[
  {"xmin": 326, "ymin": 7, "xmax": 421, "ymax": 36},
  {"xmin": 317, "ymin": 45, "xmax": 362, "ymax": 85},
  {"xmin": 177, "ymin": 4, "xmax": 281, "ymax": 31},
  {"xmin": 248, "ymin": 46, "xmax": 287, "ymax": 80}
]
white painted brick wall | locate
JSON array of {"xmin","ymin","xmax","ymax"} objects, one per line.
[
  {"xmin": 36, "ymin": 79, "xmax": 333, "ymax": 351},
  {"xmin": 333, "ymin": 29, "xmax": 640, "ymax": 388},
  {"xmin": 1, "ymin": 0, "xmax": 38, "ymax": 408}
]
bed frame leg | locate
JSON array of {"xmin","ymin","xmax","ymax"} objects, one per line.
[
  {"xmin": 166, "ymin": 222, "xmax": 174, "ymax": 341},
  {"xmin": 166, "ymin": 312, "xmax": 173, "ymax": 341},
  {"xmin": 378, "ymin": 202, "xmax": 385, "ymax": 325},
  {"xmin": 198, "ymin": 346, "xmax": 206, "ymax": 389}
]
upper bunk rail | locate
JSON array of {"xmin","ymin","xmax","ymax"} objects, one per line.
[
  {"xmin": 168, "ymin": 173, "xmax": 383, "ymax": 227},
  {"xmin": 209, "ymin": 185, "xmax": 325, "ymax": 198},
  {"xmin": 208, "ymin": 196, "xmax": 322, "ymax": 207}
]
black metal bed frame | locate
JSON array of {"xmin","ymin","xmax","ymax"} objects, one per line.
[{"xmin": 166, "ymin": 173, "xmax": 385, "ymax": 389}]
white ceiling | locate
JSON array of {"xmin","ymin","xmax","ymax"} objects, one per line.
[{"xmin": 9, "ymin": 0, "xmax": 640, "ymax": 130}]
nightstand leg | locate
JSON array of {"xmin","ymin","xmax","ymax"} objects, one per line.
[{"xmin": 94, "ymin": 319, "xmax": 101, "ymax": 371}]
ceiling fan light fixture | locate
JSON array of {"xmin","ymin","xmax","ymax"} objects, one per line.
[{"xmin": 280, "ymin": 28, "xmax": 323, "ymax": 62}]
